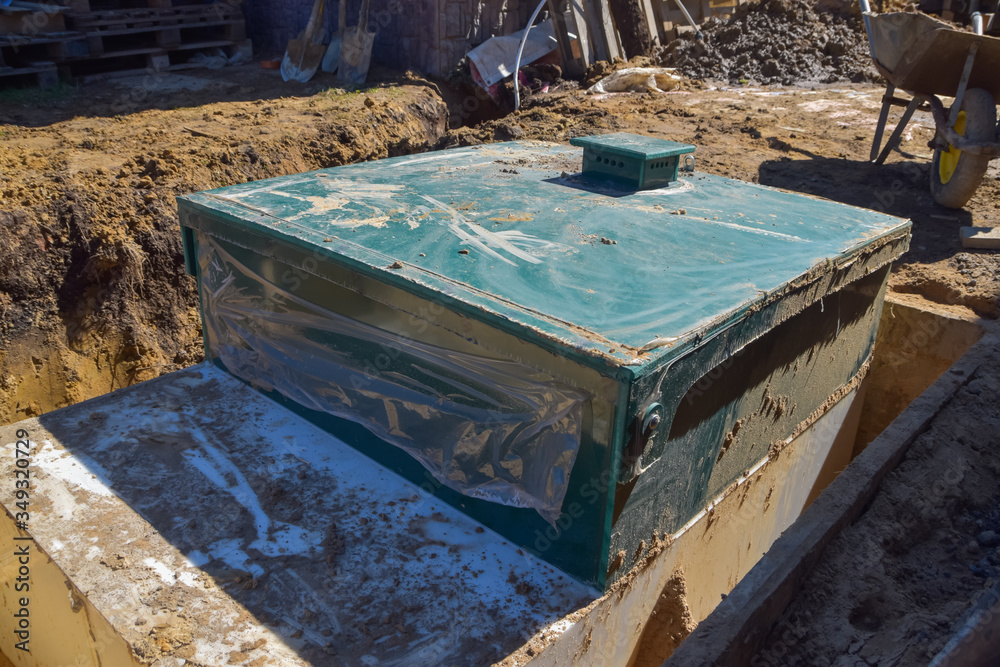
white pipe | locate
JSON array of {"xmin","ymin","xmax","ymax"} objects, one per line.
[
  {"xmin": 972, "ymin": 12, "xmax": 984, "ymax": 35},
  {"xmin": 672, "ymin": 0, "xmax": 703, "ymax": 40},
  {"xmin": 514, "ymin": 0, "xmax": 548, "ymax": 111}
]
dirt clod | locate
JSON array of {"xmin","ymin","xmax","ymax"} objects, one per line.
[{"xmin": 657, "ymin": 0, "xmax": 878, "ymax": 85}]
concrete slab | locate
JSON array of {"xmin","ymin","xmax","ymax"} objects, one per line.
[
  {"xmin": 0, "ymin": 363, "xmax": 596, "ymax": 666},
  {"xmin": 0, "ymin": 362, "xmax": 876, "ymax": 667},
  {"xmin": 960, "ymin": 226, "xmax": 1000, "ymax": 250}
]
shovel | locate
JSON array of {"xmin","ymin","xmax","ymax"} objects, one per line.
[
  {"xmin": 321, "ymin": 0, "xmax": 346, "ymax": 73},
  {"xmin": 281, "ymin": 0, "xmax": 327, "ymax": 83},
  {"xmin": 338, "ymin": 0, "xmax": 375, "ymax": 85}
]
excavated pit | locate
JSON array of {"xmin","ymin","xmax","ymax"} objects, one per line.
[
  {"xmin": 633, "ymin": 296, "xmax": 989, "ymax": 665},
  {"xmin": 0, "ymin": 74, "xmax": 451, "ymax": 427}
]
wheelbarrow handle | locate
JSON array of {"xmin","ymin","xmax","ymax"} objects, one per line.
[{"xmin": 858, "ymin": 0, "xmax": 877, "ymax": 61}]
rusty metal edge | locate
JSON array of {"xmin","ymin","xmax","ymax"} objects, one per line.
[{"xmin": 663, "ymin": 327, "xmax": 1000, "ymax": 667}]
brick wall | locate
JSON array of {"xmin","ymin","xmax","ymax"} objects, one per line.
[{"xmin": 242, "ymin": 0, "xmax": 529, "ymax": 77}]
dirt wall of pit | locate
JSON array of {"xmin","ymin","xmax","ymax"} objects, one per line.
[{"xmin": 0, "ymin": 83, "xmax": 449, "ymax": 425}]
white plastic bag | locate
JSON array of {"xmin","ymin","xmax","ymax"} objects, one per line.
[{"xmin": 587, "ymin": 67, "xmax": 683, "ymax": 94}]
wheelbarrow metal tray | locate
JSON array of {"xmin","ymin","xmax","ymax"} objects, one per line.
[
  {"xmin": 868, "ymin": 11, "xmax": 1000, "ymax": 101},
  {"xmin": 177, "ymin": 139, "xmax": 910, "ymax": 589}
]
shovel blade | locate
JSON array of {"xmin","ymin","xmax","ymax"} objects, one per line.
[
  {"xmin": 321, "ymin": 34, "xmax": 343, "ymax": 73},
  {"xmin": 281, "ymin": 39, "xmax": 327, "ymax": 83},
  {"xmin": 337, "ymin": 27, "xmax": 375, "ymax": 84}
]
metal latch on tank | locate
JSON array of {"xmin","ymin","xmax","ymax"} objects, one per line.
[
  {"xmin": 621, "ymin": 402, "xmax": 668, "ymax": 481},
  {"xmin": 570, "ymin": 133, "xmax": 696, "ymax": 190}
]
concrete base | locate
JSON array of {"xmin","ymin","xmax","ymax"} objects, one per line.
[{"xmin": 0, "ymin": 364, "xmax": 595, "ymax": 666}]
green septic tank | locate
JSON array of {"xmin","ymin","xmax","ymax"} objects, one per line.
[{"xmin": 177, "ymin": 133, "xmax": 910, "ymax": 590}]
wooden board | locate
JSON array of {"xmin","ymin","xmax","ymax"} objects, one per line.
[
  {"xmin": 961, "ymin": 226, "xmax": 1000, "ymax": 249},
  {"xmin": 0, "ymin": 63, "xmax": 59, "ymax": 88},
  {"xmin": 0, "ymin": 4, "xmax": 68, "ymax": 34},
  {"xmin": 652, "ymin": 0, "xmax": 748, "ymax": 38}
]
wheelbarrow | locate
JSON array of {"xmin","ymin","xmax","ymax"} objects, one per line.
[{"xmin": 860, "ymin": 1, "xmax": 1000, "ymax": 208}]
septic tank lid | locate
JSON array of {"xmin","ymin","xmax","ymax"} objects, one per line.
[{"xmin": 570, "ymin": 132, "xmax": 696, "ymax": 190}]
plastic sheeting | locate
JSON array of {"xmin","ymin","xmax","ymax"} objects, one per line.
[
  {"xmin": 466, "ymin": 19, "xmax": 558, "ymax": 89},
  {"xmin": 586, "ymin": 67, "xmax": 683, "ymax": 95},
  {"xmin": 197, "ymin": 233, "xmax": 589, "ymax": 524}
]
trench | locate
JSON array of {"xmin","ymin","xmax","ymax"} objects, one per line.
[
  {"xmin": 630, "ymin": 295, "xmax": 987, "ymax": 666},
  {"xmin": 0, "ymin": 67, "xmax": 548, "ymax": 429}
]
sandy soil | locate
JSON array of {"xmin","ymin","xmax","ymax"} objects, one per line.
[
  {"xmin": 754, "ymin": 337, "xmax": 1000, "ymax": 666},
  {"xmin": 0, "ymin": 66, "xmax": 448, "ymax": 425}
]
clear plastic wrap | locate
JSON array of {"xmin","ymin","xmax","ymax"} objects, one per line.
[{"xmin": 197, "ymin": 234, "xmax": 588, "ymax": 524}]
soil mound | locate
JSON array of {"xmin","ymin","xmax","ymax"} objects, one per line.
[
  {"xmin": 656, "ymin": 0, "xmax": 879, "ymax": 85},
  {"xmin": 0, "ymin": 75, "xmax": 448, "ymax": 425}
]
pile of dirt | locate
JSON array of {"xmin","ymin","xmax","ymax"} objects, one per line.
[
  {"xmin": 656, "ymin": 0, "xmax": 879, "ymax": 85},
  {"xmin": 0, "ymin": 70, "xmax": 449, "ymax": 425}
]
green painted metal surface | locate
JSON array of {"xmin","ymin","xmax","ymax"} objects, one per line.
[
  {"xmin": 571, "ymin": 132, "xmax": 695, "ymax": 188},
  {"xmin": 179, "ymin": 140, "xmax": 908, "ymax": 379},
  {"xmin": 177, "ymin": 137, "xmax": 911, "ymax": 589}
]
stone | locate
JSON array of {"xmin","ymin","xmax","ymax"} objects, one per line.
[
  {"xmin": 960, "ymin": 226, "xmax": 1000, "ymax": 250},
  {"xmin": 977, "ymin": 529, "xmax": 1000, "ymax": 547}
]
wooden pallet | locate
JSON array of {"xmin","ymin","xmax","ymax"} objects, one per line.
[
  {"xmin": 0, "ymin": 2, "xmax": 70, "ymax": 34},
  {"xmin": 64, "ymin": 36, "xmax": 250, "ymax": 78},
  {"xmin": 0, "ymin": 63, "xmax": 59, "ymax": 89},
  {"xmin": 68, "ymin": 3, "xmax": 244, "ymax": 30},
  {"xmin": 54, "ymin": 1, "xmax": 237, "ymax": 12},
  {"xmin": 59, "ymin": 3, "xmax": 246, "ymax": 59},
  {"xmin": 0, "ymin": 31, "xmax": 89, "ymax": 67},
  {"xmin": 80, "ymin": 19, "xmax": 244, "ymax": 57},
  {"xmin": 0, "ymin": 1, "xmax": 249, "ymax": 88}
]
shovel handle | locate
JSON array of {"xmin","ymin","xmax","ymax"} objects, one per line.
[
  {"xmin": 305, "ymin": 0, "xmax": 326, "ymax": 37},
  {"xmin": 359, "ymin": 0, "xmax": 371, "ymax": 30}
]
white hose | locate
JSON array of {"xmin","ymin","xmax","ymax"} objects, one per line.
[
  {"xmin": 514, "ymin": 0, "xmax": 548, "ymax": 111},
  {"xmin": 673, "ymin": 0, "xmax": 703, "ymax": 40}
]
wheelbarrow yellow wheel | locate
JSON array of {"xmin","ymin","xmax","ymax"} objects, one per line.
[{"xmin": 930, "ymin": 88, "xmax": 997, "ymax": 209}]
